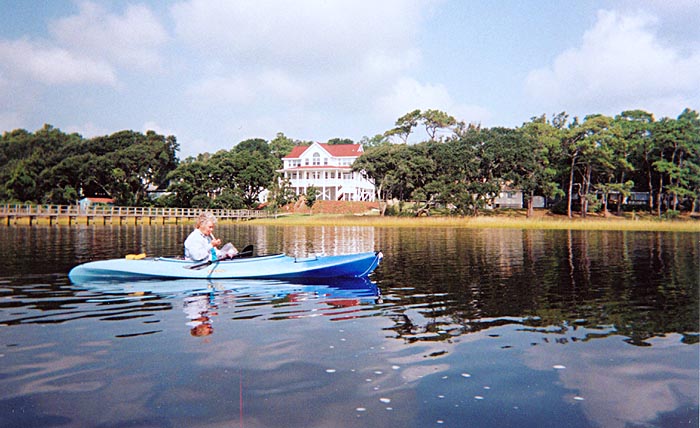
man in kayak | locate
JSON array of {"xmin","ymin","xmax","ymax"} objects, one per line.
[{"xmin": 184, "ymin": 212, "xmax": 238, "ymax": 262}]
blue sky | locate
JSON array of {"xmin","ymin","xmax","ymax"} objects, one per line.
[{"xmin": 1, "ymin": 0, "xmax": 698, "ymax": 157}]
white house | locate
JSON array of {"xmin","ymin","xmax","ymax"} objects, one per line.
[{"xmin": 279, "ymin": 142, "xmax": 375, "ymax": 201}]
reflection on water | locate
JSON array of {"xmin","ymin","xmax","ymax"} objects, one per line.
[{"xmin": 0, "ymin": 225, "xmax": 697, "ymax": 428}]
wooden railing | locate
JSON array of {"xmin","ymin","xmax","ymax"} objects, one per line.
[{"xmin": 0, "ymin": 204, "xmax": 272, "ymax": 226}]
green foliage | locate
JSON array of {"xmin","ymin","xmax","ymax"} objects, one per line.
[
  {"xmin": 268, "ymin": 177, "xmax": 298, "ymax": 209},
  {"xmin": 190, "ymin": 194, "xmax": 212, "ymax": 208},
  {"xmin": 236, "ymin": 138, "xmax": 270, "ymax": 156},
  {"xmin": 383, "ymin": 109, "xmax": 461, "ymax": 143},
  {"xmin": 269, "ymin": 132, "xmax": 296, "ymax": 160},
  {"xmin": 358, "ymin": 134, "xmax": 390, "ymax": 149},
  {"xmin": 2, "ymin": 106, "xmax": 698, "ymax": 217},
  {"xmin": 164, "ymin": 136, "xmax": 277, "ymax": 209},
  {"xmin": 305, "ymin": 185, "xmax": 319, "ymax": 210},
  {"xmin": 0, "ymin": 125, "xmax": 178, "ymax": 206},
  {"xmin": 326, "ymin": 137, "xmax": 354, "ymax": 145},
  {"xmin": 384, "ymin": 109, "xmax": 421, "ymax": 143},
  {"xmin": 421, "ymin": 109, "xmax": 459, "ymax": 141},
  {"xmin": 662, "ymin": 209, "xmax": 681, "ymax": 220},
  {"xmin": 357, "ymin": 107, "xmax": 700, "ymax": 216}
]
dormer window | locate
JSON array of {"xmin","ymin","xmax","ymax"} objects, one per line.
[{"xmin": 312, "ymin": 153, "xmax": 321, "ymax": 166}]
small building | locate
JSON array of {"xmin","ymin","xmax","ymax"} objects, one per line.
[
  {"xmin": 279, "ymin": 142, "xmax": 375, "ymax": 201},
  {"xmin": 492, "ymin": 189, "xmax": 523, "ymax": 209},
  {"xmin": 79, "ymin": 197, "xmax": 115, "ymax": 212}
]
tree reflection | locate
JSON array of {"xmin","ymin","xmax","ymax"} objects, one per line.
[{"xmin": 376, "ymin": 229, "xmax": 699, "ymax": 346}]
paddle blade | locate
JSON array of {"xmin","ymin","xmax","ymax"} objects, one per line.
[{"xmin": 238, "ymin": 244, "xmax": 254, "ymax": 258}]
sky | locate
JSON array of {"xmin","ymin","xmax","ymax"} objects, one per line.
[{"xmin": 0, "ymin": 0, "xmax": 698, "ymax": 158}]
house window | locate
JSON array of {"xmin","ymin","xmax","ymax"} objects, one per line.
[
  {"xmin": 312, "ymin": 153, "xmax": 320, "ymax": 166},
  {"xmin": 324, "ymin": 158, "xmax": 328, "ymax": 165}
]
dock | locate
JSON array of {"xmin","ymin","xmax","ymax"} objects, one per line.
[{"xmin": 0, "ymin": 204, "xmax": 272, "ymax": 226}]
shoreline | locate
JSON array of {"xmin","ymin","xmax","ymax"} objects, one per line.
[
  {"xmin": 4, "ymin": 212, "xmax": 699, "ymax": 232},
  {"xmin": 248, "ymin": 212, "xmax": 700, "ymax": 232}
]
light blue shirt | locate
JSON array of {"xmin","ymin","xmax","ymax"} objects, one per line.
[{"xmin": 184, "ymin": 229, "xmax": 213, "ymax": 261}]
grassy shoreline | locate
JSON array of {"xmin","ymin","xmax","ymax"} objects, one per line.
[
  {"xmin": 249, "ymin": 213, "xmax": 700, "ymax": 232},
  {"xmin": 5, "ymin": 211, "xmax": 699, "ymax": 232}
]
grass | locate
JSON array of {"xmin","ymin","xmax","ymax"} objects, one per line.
[
  {"xmin": 249, "ymin": 211, "xmax": 700, "ymax": 232},
  {"xmin": 5, "ymin": 208, "xmax": 699, "ymax": 232}
]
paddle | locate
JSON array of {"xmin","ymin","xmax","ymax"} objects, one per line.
[{"xmin": 188, "ymin": 244, "xmax": 254, "ymax": 270}]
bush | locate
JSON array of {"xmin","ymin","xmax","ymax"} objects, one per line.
[
  {"xmin": 663, "ymin": 209, "xmax": 681, "ymax": 220},
  {"xmin": 190, "ymin": 194, "xmax": 212, "ymax": 209}
]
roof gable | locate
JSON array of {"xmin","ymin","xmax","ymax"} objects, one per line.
[{"xmin": 283, "ymin": 143, "xmax": 363, "ymax": 159}]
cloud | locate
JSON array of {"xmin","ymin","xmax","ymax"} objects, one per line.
[
  {"xmin": 522, "ymin": 334, "xmax": 697, "ymax": 428},
  {"xmin": 171, "ymin": 0, "xmax": 425, "ymax": 72},
  {"xmin": 0, "ymin": 38, "xmax": 117, "ymax": 85},
  {"xmin": 0, "ymin": 1, "xmax": 168, "ymax": 89},
  {"xmin": 374, "ymin": 77, "xmax": 492, "ymax": 130},
  {"xmin": 525, "ymin": 9, "xmax": 700, "ymax": 119},
  {"xmin": 49, "ymin": 1, "xmax": 168, "ymax": 71},
  {"xmin": 172, "ymin": 0, "xmax": 444, "ymax": 145},
  {"xmin": 63, "ymin": 122, "xmax": 112, "ymax": 139},
  {"xmin": 187, "ymin": 70, "xmax": 306, "ymax": 106}
]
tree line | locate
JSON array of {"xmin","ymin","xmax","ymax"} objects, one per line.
[
  {"xmin": 0, "ymin": 125, "xmax": 178, "ymax": 206},
  {"xmin": 1, "ymin": 107, "xmax": 698, "ymax": 217},
  {"xmin": 355, "ymin": 108, "xmax": 700, "ymax": 218}
]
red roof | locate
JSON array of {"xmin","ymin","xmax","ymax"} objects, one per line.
[
  {"xmin": 283, "ymin": 143, "xmax": 363, "ymax": 159},
  {"xmin": 85, "ymin": 197, "xmax": 115, "ymax": 204},
  {"xmin": 277, "ymin": 165, "xmax": 353, "ymax": 171}
]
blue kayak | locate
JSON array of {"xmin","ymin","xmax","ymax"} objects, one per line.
[{"xmin": 68, "ymin": 251, "xmax": 382, "ymax": 283}]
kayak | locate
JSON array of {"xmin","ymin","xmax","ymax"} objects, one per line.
[{"xmin": 68, "ymin": 251, "xmax": 383, "ymax": 283}]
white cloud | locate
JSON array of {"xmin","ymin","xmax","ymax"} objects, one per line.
[
  {"xmin": 171, "ymin": 0, "xmax": 425, "ymax": 71},
  {"xmin": 63, "ymin": 122, "xmax": 112, "ymax": 139},
  {"xmin": 49, "ymin": 1, "xmax": 168, "ymax": 71},
  {"xmin": 186, "ymin": 70, "xmax": 307, "ymax": 106},
  {"xmin": 187, "ymin": 76, "xmax": 256, "ymax": 105},
  {"xmin": 525, "ymin": 9, "xmax": 700, "ymax": 119},
  {"xmin": 142, "ymin": 121, "xmax": 177, "ymax": 138},
  {"xmin": 375, "ymin": 77, "xmax": 492, "ymax": 130},
  {"xmin": 0, "ymin": 38, "xmax": 117, "ymax": 85}
]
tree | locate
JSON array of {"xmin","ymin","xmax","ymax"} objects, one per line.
[
  {"xmin": 359, "ymin": 134, "xmax": 390, "ymax": 149},
  {"xmin": 421, "ymin": 109, "xmax": 458, "ymax": 141},
  {"xmin": 270, "ymin": 132, "xmax": 296, "ymax": 160},
  {"xmin": 559, "ymin": 115, "xmax": 616, "ymax": 217},
  {"xmin": 235, "ymin": 138, "xmax": 270, "ymax": 156},
  {"xmin": 353, "ymin": 144, "xmax": 411, "ymax": 215},
  {"xmin": 305, "ymin": 185, "xmax": 319, "ymax": 212},
  {"xmin": 653, "ymin": 109, "xmax": 700, "ymax": 214},
  {"xmin": 326, "ymin": 137, "xmax": 354, "ymax": 145},
  {"xmin": 617, "ymin": 110, "xmax": 654, "ymax": 213},
  {"xmin": 231, "ymin": 150, "xmax": 278, "ymax": 208},
  {"xmin": 384, "ymin": 109, "xmax": 421, "ymax": 143},
  {"xmin": 423, "ymin": 136, "xmax": 479, "ymax": 215},
  {"xmin": 166, "ymin": 158, "xmax": 215, "ymax": 207},
  {"xmin": 268, "ymin": 177, "xmax": 298, "ymax": 210},
  {"xmin": 517, "ymin": 115, "xmax": 564, "ymax": 217}
]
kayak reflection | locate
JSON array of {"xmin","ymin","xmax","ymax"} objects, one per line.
[
  {"xmin": 74, "ymin": 275, "xmax": 379, "ymax": 298},
  {"xmin": 74, "ymin": 276, "xmax": 381, "ymax": 335}
]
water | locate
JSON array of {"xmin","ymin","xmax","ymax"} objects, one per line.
[{"xmin": 0, "ymin": 225, "xmax": 698, "ymax": 428}]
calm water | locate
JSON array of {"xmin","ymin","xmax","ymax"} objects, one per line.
[{"xmin": 0, "ymin": 224, "xmax": 698, "ymax": 428}]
